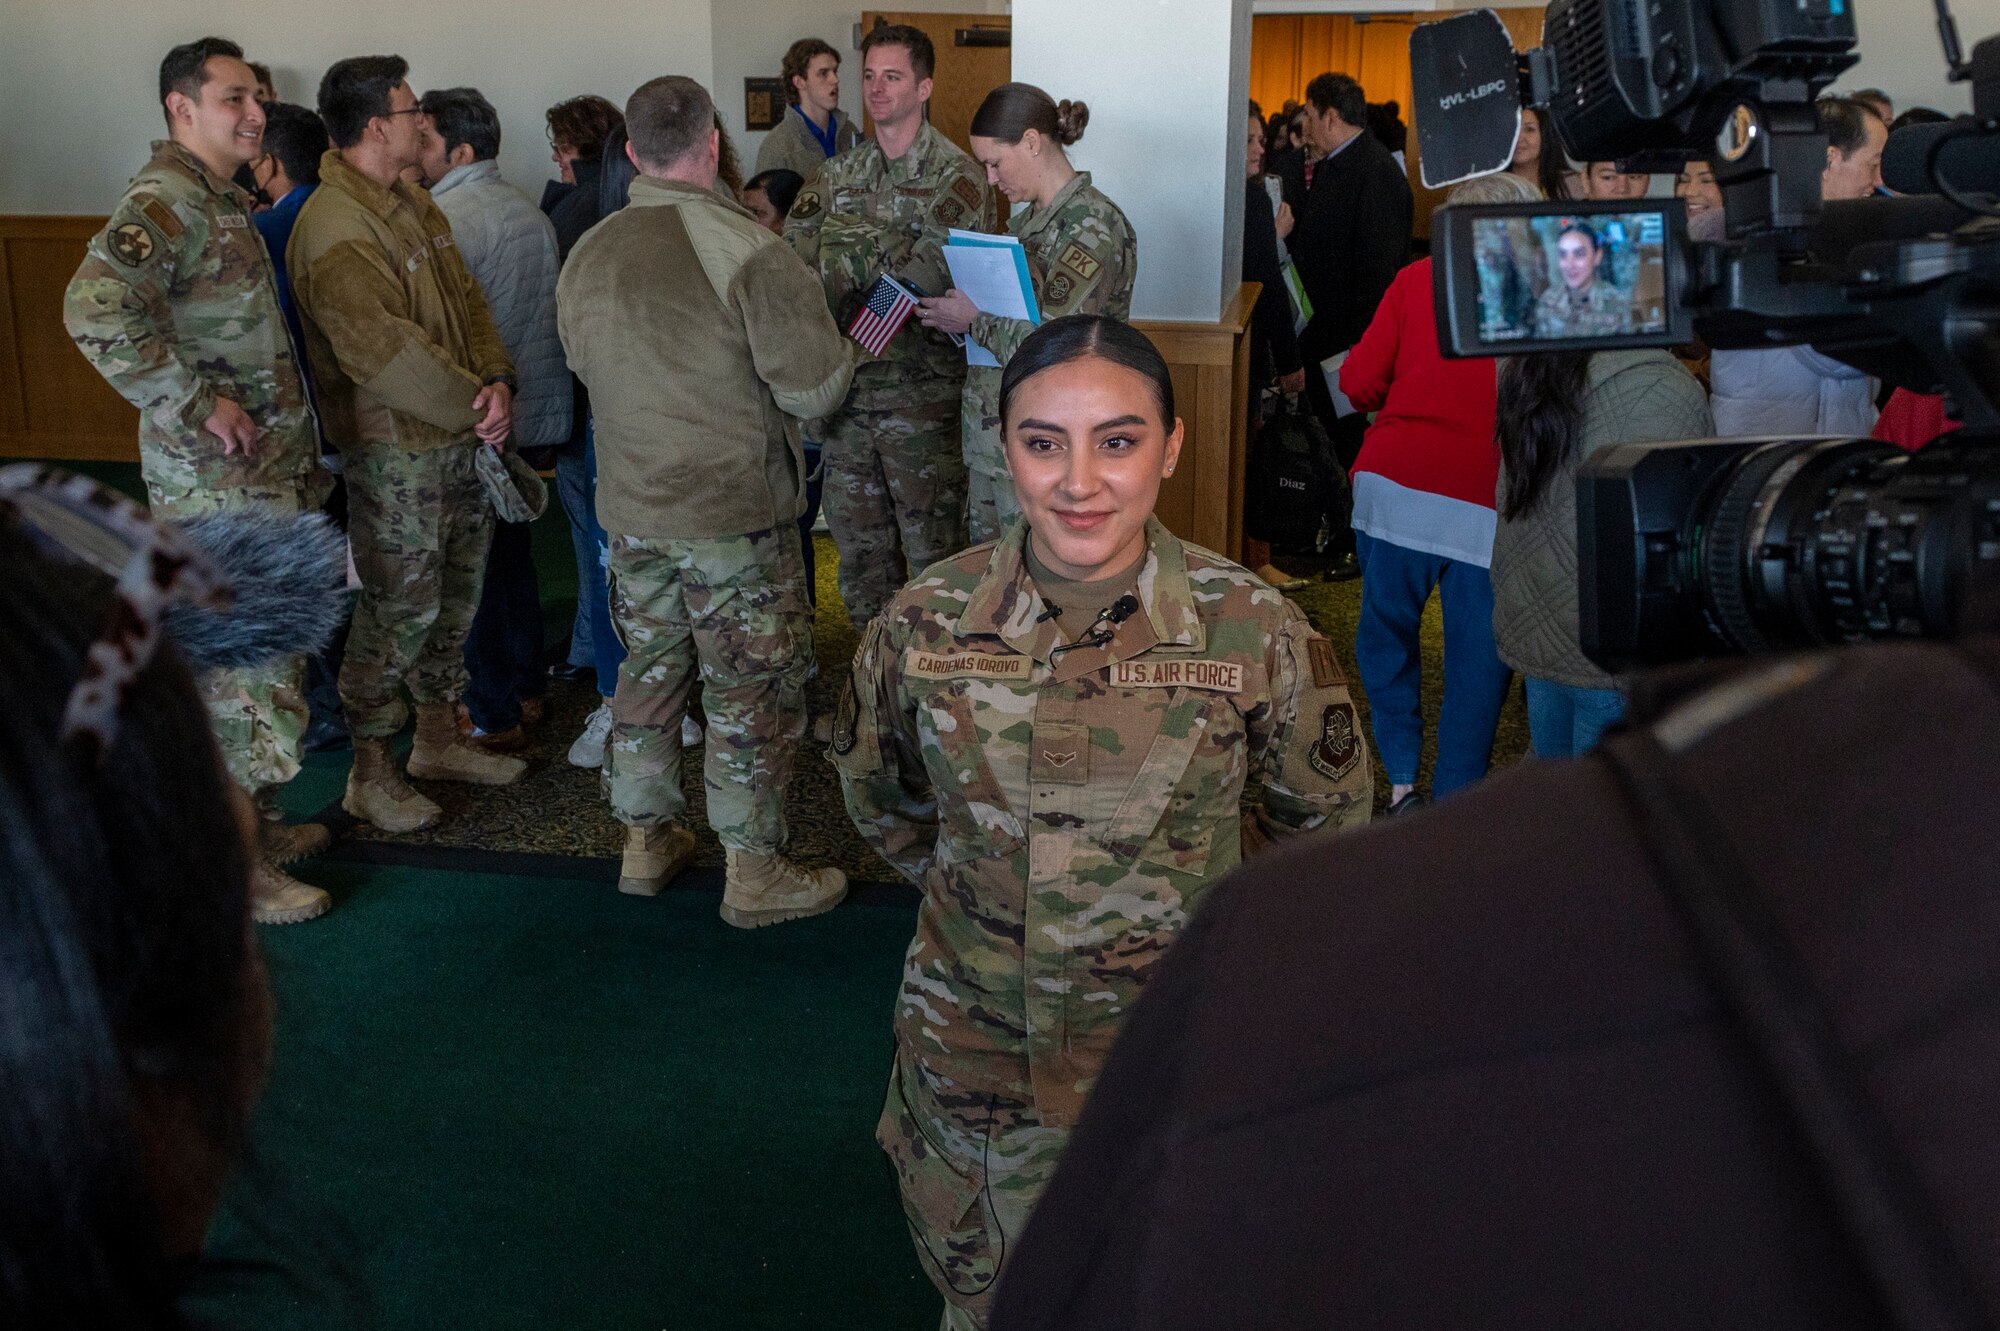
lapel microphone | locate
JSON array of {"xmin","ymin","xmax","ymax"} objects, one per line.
[{"xmin": 1050, "ymin": 594, "xmax": 1142, "ymax": 662}]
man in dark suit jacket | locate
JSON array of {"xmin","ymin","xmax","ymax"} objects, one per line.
[{"xmin": 1291, "ymin": 73, "xmax": 1413, "ymax": 473}]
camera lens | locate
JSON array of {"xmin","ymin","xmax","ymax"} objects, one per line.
[{"xmin": 1693, "ymin": 438, "xmax": 2000, "ymax": 654}]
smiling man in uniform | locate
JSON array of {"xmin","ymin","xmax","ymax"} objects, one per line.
[{"xmin": 66, "ymin": 35, "xmax": 334, "ymax": 925}]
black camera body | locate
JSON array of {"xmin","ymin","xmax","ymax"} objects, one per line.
[
  {"xmin": 1578, "ymin": 436, "xmax": 2000, "ymax": 669},
  {"xmin": 1418, "ymin": 0, "xmax": 2000, "ymax": 668}
]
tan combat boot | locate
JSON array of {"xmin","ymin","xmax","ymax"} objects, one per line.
[
  {"xmin": 407, "ymin": 701, "xmax": 527, "ymax": 786},
  {"xmin": 618, "ymin": 822, "xmax": 699, "ymax": 896},
  {"xmin": 251, "ymin": 858, "xmax": 332, "ymax": 925},
  {"xmin": 720, "ymin": 849, "xmax": 848, "ymax": 928},
  {"xmin": 343, "ymin": 736, "xmax": 443, "ymax": 833},
  {"xmin": 254, "ymin": 791, "xmax": 334, "ymax": 864}
]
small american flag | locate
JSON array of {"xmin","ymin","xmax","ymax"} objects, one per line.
[{"xmin": 848, "ymin": 274, "xmax": 919, "ymax": 356}]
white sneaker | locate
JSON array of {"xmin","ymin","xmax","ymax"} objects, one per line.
[
  {"xmin": 681, "ymin": 715, "xmax": 704, "ymax": 748},
  {"xmin": 568, "ymin": 702, "xmax": 614, "ymax": 769}
]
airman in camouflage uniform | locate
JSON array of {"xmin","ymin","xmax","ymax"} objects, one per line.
[
  {"xmin": 1535, "ymin": 272, "xmax": 1635, "ymax": 337},
  {"xmin": 959, "ymin": 172, "xmax": 1137, "ymax": 542},
  {"xmin": 785, "ymin": 120, "xmax": 1000, "ymax": 626},
  {"xmin": 65, "ymin": 129, "xmax": 333, "ymax": 924},
  {"xmin": 831, "ymin": 518, "xmax": 1373, "ymax": 1327}
]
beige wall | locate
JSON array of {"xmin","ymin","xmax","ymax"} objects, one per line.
[{"xmin": 0, "ymin": 1, "xmax": 715, "ymax": 214}]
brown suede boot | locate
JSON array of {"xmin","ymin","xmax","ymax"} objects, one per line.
[
  {"xmin": 261, "ymin": 819, "xmax": 332, "ymax": 865},
  {"xmin": 407, "ymin": 701, "xmax": 527, "ymax": 786},
  {"xmin": 720, "ymin": 849, "xmax": 847, "ymax": 928},
  {"xmin": 618, "ymin": 823, "xmax": 699, "ymax": 896},
  {"xmin": 343, "ymin": 736, "xmax": 443, "ymax": 833},
  {"xmin": 251, "ymin": 859, "xmax": 332, "ymax": 925}
]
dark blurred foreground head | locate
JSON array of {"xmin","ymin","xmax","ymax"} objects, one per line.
[
  {"xmin": 994, "ymin": 637, "xmax": 2000, "ymax": 1330},
  {"xmin": 0, "ymin": 502, "xmax": 270, "ymax": 1328}
]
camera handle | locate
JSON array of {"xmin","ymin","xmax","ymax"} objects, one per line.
[{"xmin": 1600, "ymin": 723, "xmax": 1990, "ymax": 1330}]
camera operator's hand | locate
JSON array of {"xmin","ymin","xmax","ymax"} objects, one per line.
[{"xmin": 1279, "ymin": 368, "xmax": 1306, "ymax": 396}]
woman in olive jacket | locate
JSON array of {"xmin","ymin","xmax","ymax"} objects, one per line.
[{"xmin": 1488, "ymin": 348, "xmax": 1711, "ymax": 757}]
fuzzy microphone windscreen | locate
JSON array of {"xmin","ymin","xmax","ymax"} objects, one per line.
[{"xmin": 164, "ymin": 508, "xmax": 349, "ymax": 671}]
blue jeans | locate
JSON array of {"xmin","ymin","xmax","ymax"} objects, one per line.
[
  {"xmin": 1524, "ymin": 677, "xmax": 1625, "ymax": 759},
  {"xmin": 556, "ymin": 425, "xmax": 624, "ymax": 695},
  {"xmin": 1352, "ymin": 531, "xmax": 1512, "ymax": 796},
  {"xmin": 462, "ymin": 515, "xmax": 545, "ymax": 732},
  {"xmin": 553, "ymin": 440, "xmax": 598, "ymax": 671}
]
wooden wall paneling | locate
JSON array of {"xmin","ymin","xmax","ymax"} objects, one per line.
[
  {"xmin": 0, "ymin": 216, "xmax": 137, "ymax": 462},
  {"xmin": 1133, "ymin": 283, "xmax": 1256, "ymax": 562},
  {"xmin": 859, "ymin": 12, "xmax": 1012, "ymax": 154},
  {"xmin": 1249, "ymin": 9, "xmax": 1546, "ymax": 240}
]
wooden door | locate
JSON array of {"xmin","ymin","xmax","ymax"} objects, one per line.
[
  {"xmin": 859, "ymin": 12, "xmax": 1012, "ymax": 153},
  {"xmin": 1249, "ymin": 7, "xmax": 1547, "ymax": 240}
]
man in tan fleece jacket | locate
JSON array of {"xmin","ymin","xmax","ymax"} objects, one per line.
[
  {"xmin": 289, "ymin": 54, "xmax": 526, "ymax": 834},
  {"xmin": 558, "ymin": 75, "xmax": 857, "ymax": 919}
]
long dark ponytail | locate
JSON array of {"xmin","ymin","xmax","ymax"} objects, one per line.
[{"xmin": 1496, "ymin": 353, "xmax": 1593, "ymax": 518}]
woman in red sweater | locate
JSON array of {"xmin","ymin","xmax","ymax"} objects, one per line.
[{"xmin": 1338, "ymin": 171, "xmax": 1539, "ymax": 810}]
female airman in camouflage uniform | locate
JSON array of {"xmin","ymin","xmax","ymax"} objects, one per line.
[
  {"xmin": 917, "ymin": 85, "xmax": 1138, "ymax": 544},
  {"xmin": 832, "ymin": 317, "xmax": 1372, "ymax": 1329}
]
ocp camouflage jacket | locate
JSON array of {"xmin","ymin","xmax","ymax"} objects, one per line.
[
  {"xmin": 64, "ymin": 141, "xmax": 322, "ymax": 504},
  {"xmin": 833, "ymin": 519, "xmax": 1373, "ymax": 1126},
  {"xmin": 287, "ymin": 151, "xmax": 514, "ymax": 454},
  {"xmin": 962, "ymin": 170, "xmax": 1138, "ymax": 479},
  {"xmin": 784, "ymin": 121, "xmax": 1000, "ymax": 396}
]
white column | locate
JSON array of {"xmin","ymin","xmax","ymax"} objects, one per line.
[{"xmin": 1012, "ymin": 0, "xmax": 1254, "ymax": 322}]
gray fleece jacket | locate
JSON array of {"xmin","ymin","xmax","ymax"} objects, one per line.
[
  {"xmin": 429, "ymin": 159, "xmax": 572, "ymax": 448},
  {"xmin": 1491, "ymin": 349, "xmax": 1713, "ymax": 688}
]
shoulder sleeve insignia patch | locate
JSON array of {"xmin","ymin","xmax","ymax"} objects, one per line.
[
  {"xmin": 1058, "ymin": 242, "xmax": 1101, "ymax": 282},
  {"xmin": 1307, "ymin": 702, "xmax": 1361, "ymax": 781},
  {"xmin": 1307, "ymin": 636, "xmax": 1345, "ymax": 688},
  {"xmin": 791, "ymin": 188, "xmax": 823, "ymax": 220},
  {"xmin": 951, "ymin": 176, "xmax": 982, "ymax": 210},
  {"xmin": 935, "ymin": 199, "xmax": 965, "ymax": 227},
  {"xmin": 138, "ymin": 197, "xmax": 184, "ymax": 239},
  {"xmin": 108, "ymin": 222, "xmax": 157, "ymax": 267},
  {"xmin": 1045, "ymin": 271, "xmax": 1074, "ymax": 307}
]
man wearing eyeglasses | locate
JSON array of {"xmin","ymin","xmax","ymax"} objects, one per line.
[
  {"xmin": 289, "ymin": 54, "xmax": 524, "ymax": 834},
  {"xmin": 65, "ymin": 35, "xmax": 333, "ymax": 925}
]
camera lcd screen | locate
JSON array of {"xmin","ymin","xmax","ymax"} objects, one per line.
[{"xmin": 1434, "ymin": 198, "xmax": 1690, "ymax": 357}]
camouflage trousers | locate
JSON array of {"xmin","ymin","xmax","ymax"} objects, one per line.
[
  {"xmin": 964, "ymin": 470, "xmax": 1022, "ymax": 548},
  {"xmin": 821, "ymin": 392, "xmax": 967, "ymax": 626},
  {"xmin": 339, "ymin": 439, "xmax": 492, "ymax": 739},
  {"xmin": 149, "ymin": 478, "xmax": 316, "ymax": 797},
  {"xmin": 880, "ymin": 1054, "xmax": 1068, "ymax": 1330},
  {"xmin": 605, "ymin": 525, "xmax": 812, "ymax": 852}
]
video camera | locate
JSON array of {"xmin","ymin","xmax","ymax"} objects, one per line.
[{"xmin": 1415, "ymin": 0, "xmax": 2000, "ymax": 670}]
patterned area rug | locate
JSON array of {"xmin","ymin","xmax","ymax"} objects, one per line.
[{"xmin": 325, "ymin": 540, "xmax": 1532, "ymax": 871}]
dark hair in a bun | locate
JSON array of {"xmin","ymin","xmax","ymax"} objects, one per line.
[{"xmin": 972, "ymin": 82, "xmax": 1088, "ymax": 148}]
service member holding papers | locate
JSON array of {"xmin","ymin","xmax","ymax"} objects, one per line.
[
  {"xmin": 830, "ymin": 315, "xmax": 1371, "ymax": 1331},
  {"xmin": 916, "ymin": 84, "xmax": 1138, "ymax": 544}
]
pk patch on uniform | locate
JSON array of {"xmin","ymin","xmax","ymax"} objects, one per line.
[
  {"xmin": 1308, "ymin": 702, "xmax": 1361, "ymax": 781},
  {"xmin": 109, "ymin": 222, "xmax": 156, "ymax": 266},
  {"xmin": 951, "ymin": 177, "xmax": 982, "ymax": 210},
  {"xmin": 1058, "ymin": 243, "xmax": 1100, "ymax": 281},
  {"xmin": 1307, "ymin": 636, "xmax": 1345, "ymax": 688}
]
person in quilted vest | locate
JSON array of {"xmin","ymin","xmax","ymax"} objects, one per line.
[
  {"xmin": 419, "ymin": 86, "xmax": 572, "ymax": 750},
  {"xmin": 1489, "ymin": 350, "xmax": 1711, "ymax": 757}
]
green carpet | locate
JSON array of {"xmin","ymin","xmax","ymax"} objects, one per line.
[{"xmin": 183, "ymin": 860, "xmax": 939, "ymax": 1331}]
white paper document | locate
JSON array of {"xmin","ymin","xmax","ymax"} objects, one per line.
[
  {"xmin": 944, "ymin": 241, "xmax": 1040, "ymax": 368},
  {"xmin": 1320, "ymin": 351, "xmax": 1357, "ymax": 418}
]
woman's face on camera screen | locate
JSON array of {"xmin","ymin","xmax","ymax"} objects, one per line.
[{"xmin": 1557, "ymin": 230, "xmax": 1603, "ymax": 291}]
